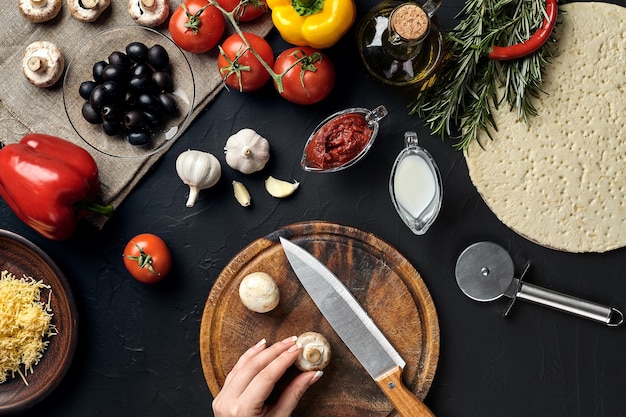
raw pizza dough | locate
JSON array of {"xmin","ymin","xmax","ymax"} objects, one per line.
[{"xmin": 464, "ymin": 2, "xmax": 626, "ymax": 253}]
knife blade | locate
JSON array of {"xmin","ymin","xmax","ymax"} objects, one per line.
[{"xmin": 280, "ymin": 237, "xmax": 435, "ymax": 417}]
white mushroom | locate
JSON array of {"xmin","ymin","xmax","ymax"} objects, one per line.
[
  {"xmin": 18, "ymin": 0, "xmax": 62, "ymax": 23},
  {"xmin": 295, "ymin": 332, "xmax": 332, "ymax": 372},
  {"xmin": 128, "ymin": 0, "xmax": 170, "ymax": 27},
  {"xmin": 67, "ymin": 0, "xmax": 110, "ymax": 22},
  {"xmin": 239, "ymin": 272, "xmax": 280, "ymax": 313},
  {"xmin": 22, "ymin": 41, "xmax": 64, "ymax": 88}
]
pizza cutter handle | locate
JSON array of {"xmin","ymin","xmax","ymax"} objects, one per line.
[{"xmin": 517, "ymin": 282, "xmax": 624, "ymax": 327}]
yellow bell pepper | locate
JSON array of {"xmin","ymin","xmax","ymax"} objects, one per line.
[{"xmin": 266, "ymin": 0, "xmax": 356, "ymax": 49}]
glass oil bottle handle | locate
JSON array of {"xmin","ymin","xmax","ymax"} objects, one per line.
[{"xmin": 517, "ymin": 282, "xmax": 624, "ymax": 326}]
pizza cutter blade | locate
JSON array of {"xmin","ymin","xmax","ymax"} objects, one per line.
[{"xmin": 455, "ymin": 242, "xmax": 624, "ymax": 327}]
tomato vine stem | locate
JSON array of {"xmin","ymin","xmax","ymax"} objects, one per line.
[{"xmin": 209, "ymin": 0, "xmax": 312, "ymax": 93}]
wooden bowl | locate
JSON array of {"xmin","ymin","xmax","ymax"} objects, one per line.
[
  {"xmin": 200, "ymin": 221, "xmax": 439, "ymax": 417},
  {"xmin": 0, "ymin": 230, "xmax": 78, "ymax": 415}
]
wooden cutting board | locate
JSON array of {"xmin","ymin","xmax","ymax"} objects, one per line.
[{"xmin": 200, "ymin": 222, "xmax": 439, "ymax": 417}]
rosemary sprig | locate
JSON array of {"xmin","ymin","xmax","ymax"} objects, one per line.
[{"xmin": 409, "ymin": 0, "xmax": 558, "ymax": 150}]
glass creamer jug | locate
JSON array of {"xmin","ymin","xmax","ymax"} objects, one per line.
[{"xmin": 389, "ymin": 131, "xmax": 443, "ymax": 234}]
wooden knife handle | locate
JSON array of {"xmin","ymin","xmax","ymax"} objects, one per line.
[{"xmin": 375, "ymin": 366, "xmax": 435, "ymax": 417}]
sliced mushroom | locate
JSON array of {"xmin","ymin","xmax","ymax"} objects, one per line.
[
  {"xmin": 67, "ymin": 0, "xmax": 110, "ymax": 22},
  {"xmin": 22, "ymin": 41, "xmax": 64, "ymax": 88},
  {"xmin": 295, "ymin": 332, "xmax": 332, "ymax": 372},
  {"xmin": 18, "ymin": 0, "xmax": 62, "ymax": 23},
  {"xmin": 128, "ymin": 0, "xmax": 170, "ymax": 27}
]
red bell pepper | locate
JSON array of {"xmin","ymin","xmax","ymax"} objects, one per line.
[{"xmin": 0, "ymin": 133, "xmax": 113, "ymax": 240}]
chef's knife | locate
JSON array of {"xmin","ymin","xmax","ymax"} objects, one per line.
[{"xmin": 280, "ymin": 237, "xmax": 435, "ymax": 417}]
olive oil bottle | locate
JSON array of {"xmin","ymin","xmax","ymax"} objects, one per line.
[{"xmin": 357, "ymin": 0, "xmax": 444, "ymax": 88}]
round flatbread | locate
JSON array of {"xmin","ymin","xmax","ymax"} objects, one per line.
[{"xmin": 464, "ymin": 2, "xmax": 626, "ymax": 253}]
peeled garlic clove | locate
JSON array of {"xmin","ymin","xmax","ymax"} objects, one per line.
[
  {"xmin": 233, "ymin": 180, "xmax": 251, "ymax": 207},
  {"xmin": 265, "ymin": 176, "xmax": 299, "ymax": 198}
]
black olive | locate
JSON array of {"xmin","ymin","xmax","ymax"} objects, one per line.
[
  {"xmin": 127, "ymin": 131, "xmax": 152, "ymax": 146},
  {"xmin": 137, "ymin": 93, "xmax": 163, "ymax": 114},
  {"xmin": 158, "ymin": 93, "xmax": 178, "ymax": 115},
  {"xmin": 143, "ymin": 112, "xmax": 162, "ymax": 130},
  {"xmin": 133, "ymin": 63, "xmax": 153, "ymax": 78},
  {"xmin": 147, "ymin": 44, "xmax": 170, "ymax": 71},
  {"xmin": 92, "ymin": 60, "xmax": 108, "ymax": 83},
  {"xmin": 108, "ymin": 51, "xmax": 131, "ymax": 69},
  {"xmin": 128, "ymin": 75, "xmax": 153, "ymax": 92},
  {"xmin": 126, "ymin": 42, "xmax": 149, "ymax": 63},
  {"xmin": 125, "ymin": 90, "xmax": 138, "ymax": 107},
  {"xmin": 102, "ymin": 120, "xmax": 122, "ymax": 136},
  {"xmin": 89, "ymin": 84, "xmax": 107, "ymax": 111},
  {"xmin": 101, "ymin": 105, "xmax": 124, "ymax": 123},
  {"xmin": 101, "ymin": 81, "xmax": 125, "ymax": 104},
  {"xmin": 152, "ymin": 71, "xmax": 172, "ymax": 92},
  {"xmin": 102, "ymin": 64, "xmax": 129, "ymax": 83},
  {"xmin": 124, "ymin": 110, "xmax": 147, "ymax": 131},
  {"xmin": 82, "ymin": 102, "xmax": 102, "ymax": 124},
  {"xmin": 79, "ymin": 80, "xmax": 97, "ymax": 100}
]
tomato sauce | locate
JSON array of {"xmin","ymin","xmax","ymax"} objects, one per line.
[{"xmin": 305, "ymin": 113, "xmax": 373, "ymax": 169}]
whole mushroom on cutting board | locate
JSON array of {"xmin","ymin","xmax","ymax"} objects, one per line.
[
  {"xmin": 238, "ymin": 272, "xmax": 280, "ymax": 313},
  {"xmin": 294, "ymin": 332, "xmax": 332, "ymax": 372},
  {"xmin": 18, "ymin": 0, "xmax": 62, "ymax": 22}
]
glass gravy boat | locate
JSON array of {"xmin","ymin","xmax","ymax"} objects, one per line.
[{"xmin": 389, "ymin": 131, "xmax": 443, "ymax": 234}]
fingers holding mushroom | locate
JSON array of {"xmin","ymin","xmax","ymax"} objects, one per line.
[
  {"xmin": 128, "ymin": 0, "xmax": 170, "ymax": 27},
  {"xmin": 239, "ymin": 272, "xmax": 280, "ymax": 313},
  {"xmin": 295, "ymin": 332, "xmax": 332, "ymax": 372},
  {"xmin": 19, "ymin": 0, "xmax": 62, "ymax": 23},
  {"xmin": 67, "ymin": 0, "xmax": 110, "ymax": 22},
  {"xmin": 22, "ymin": 41, "xmax": 64, "ymax": 88}
]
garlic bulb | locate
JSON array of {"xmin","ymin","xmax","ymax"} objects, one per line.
[
  {"xmin": 224, "ymin": 128, "xmax": 270, "ymax": 174},
  {"xmin": 176, "ymin": 150, "xmax": 222, "ymax": 207}
]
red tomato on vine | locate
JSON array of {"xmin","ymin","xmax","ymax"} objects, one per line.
[
  {"xmin": 273, "ymin": 47, "xmax": 336, "ymax": 105},
  {"xmin": 218, "ymin": 32, "xmax": 275, "ymax": 92},
  {"xmin": 169, "ymin": 0, "xmax": 225, "ymax": 54}
]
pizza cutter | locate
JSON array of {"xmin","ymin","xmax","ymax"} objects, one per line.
[{"xmin": 455, "ymin": 241, "xmax": 624, "ymax": 327}]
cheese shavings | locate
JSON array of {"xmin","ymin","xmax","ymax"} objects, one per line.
[{"xmin": 0, "ymin": 270, "xmax": 57, "ymax": 385}]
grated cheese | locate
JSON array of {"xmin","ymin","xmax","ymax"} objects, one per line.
[{"xmin": 0, "ymin": 270, "xmax": 57, "ymax": 385}]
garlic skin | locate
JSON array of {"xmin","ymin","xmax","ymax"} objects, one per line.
[
  {"xmin": 224, "ymin": 128, "xmax": 270, "ymax": 174},
  {"xmin": 176, "ymin": 150, "xmax": 222, "ymax": 207}
]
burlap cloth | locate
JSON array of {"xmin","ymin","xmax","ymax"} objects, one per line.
[{"xmin": 0, "ymin": 1, "xmax": 273, "ymax": 227}]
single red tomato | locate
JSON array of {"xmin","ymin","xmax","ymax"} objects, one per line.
[
  {"xmin": 218, "ymin": 32, "xmax": 275, "ymax": 92},
  {"xmin": 169, "ymin": 0, "xmax": 225, "ymax": 54},
  {"xmin": 123, "ymin": 233, "xmax": 172, "ymax": 284},
  {"xmin": 273, "ymin": 47, "xmax": 336, "ymax": 105},
  {"xmin": 216, "ymin": 0, "xmax": 268, "ymax": 21}
]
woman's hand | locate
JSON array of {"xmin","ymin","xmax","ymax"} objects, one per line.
[{"xmin": 212, "ymin": 336, "xmax": 323, "ymax": 417}]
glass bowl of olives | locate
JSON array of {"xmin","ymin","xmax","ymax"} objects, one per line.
[{"xmin": 63, "ymin": 25, "xmax": 195, "ymax": 158}]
